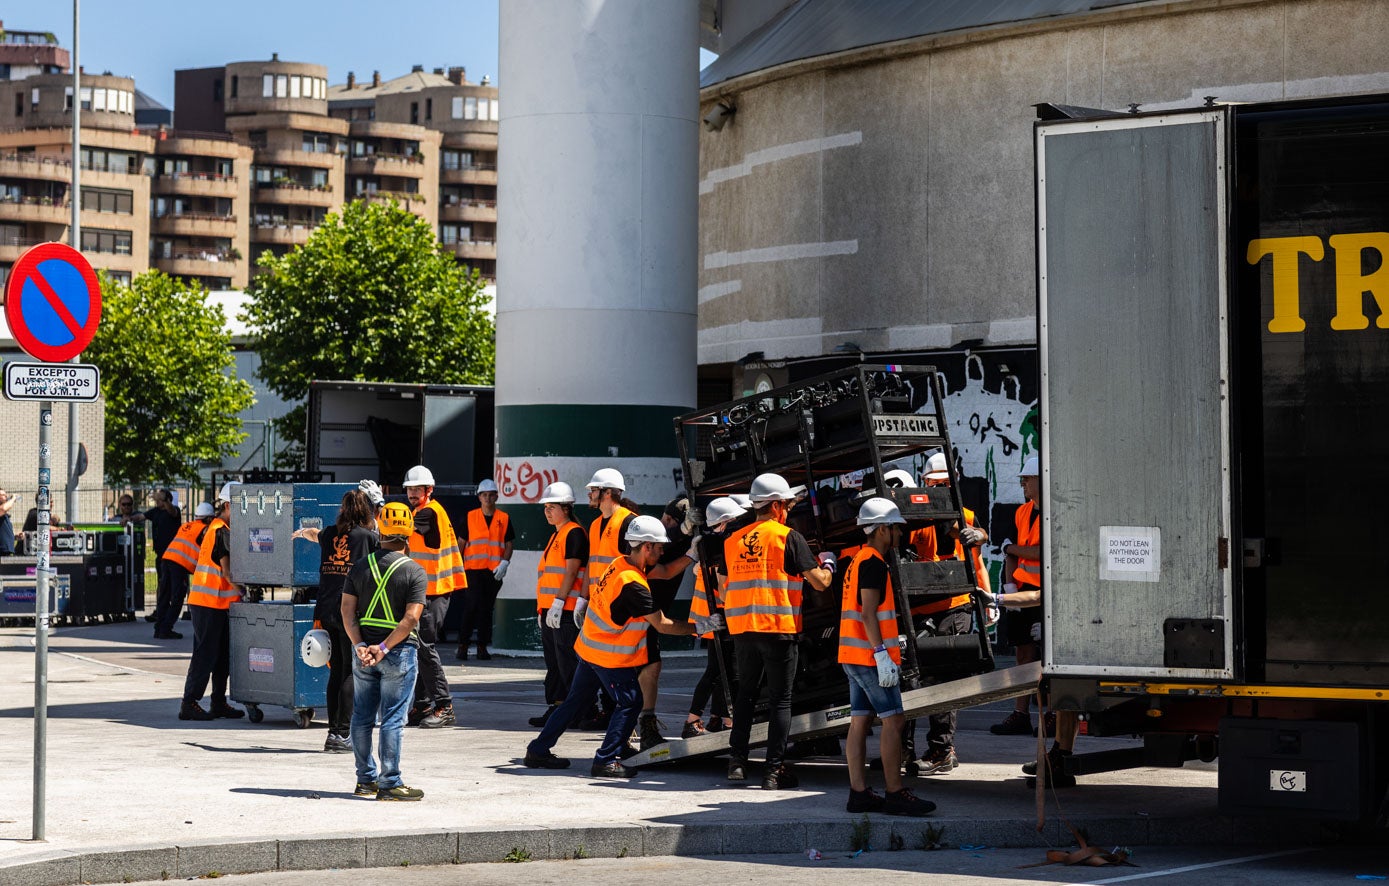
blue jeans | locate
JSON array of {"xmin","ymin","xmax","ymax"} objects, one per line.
[
  {"xmin": 843, "ymin": 662, "xmax": 904, "ymax": 718},
  {"xmin": 528, "ymin": 658, "xmax": 642, "ymax": 766},
  {"xmin": 351, "ymin": 644, "xmax": 418, "ymax": 789}
]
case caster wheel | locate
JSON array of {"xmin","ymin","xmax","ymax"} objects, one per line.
[
  {"xmin": 246, "ymin": 705, "xmax": 265, "ymax": 724},
  {"xmin": 296, "ymin": 709, "xmax": 314, "ymax": 729}
]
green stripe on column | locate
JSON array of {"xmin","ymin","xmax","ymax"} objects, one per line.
[{"xmin": 497, "ymin": 404, "xmax": 686, "ymax": 457}]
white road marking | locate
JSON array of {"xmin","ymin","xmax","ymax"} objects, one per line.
[{"xmin": 1090, "ymin": 847, "xmax": 1317, "ymax": 884}]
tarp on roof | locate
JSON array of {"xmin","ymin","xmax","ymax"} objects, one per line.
[{"xmin": 701, "ymin": 0, "xmax": 1148, "ymax": 89}]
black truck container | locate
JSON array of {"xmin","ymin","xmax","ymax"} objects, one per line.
[{"xmin": 1035, "ymin": 93, "xmax": 1389, "ymax": 822}]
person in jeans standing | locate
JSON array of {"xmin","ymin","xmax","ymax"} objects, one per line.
[
  {"xmin": 0, "ymin": 488, "xmax": 17, "ymax": 556},
  {"xmin": 342, "ymin": 501, "xmax": 428, "ymax": 801},
  {"xmin": 144, "ymin": 489, "xmax": 183, "ymax": 634}
]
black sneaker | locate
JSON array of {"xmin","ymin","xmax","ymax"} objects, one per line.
[
  {"xmin": 407, "ymin": 706, "xmax": 431, "ymax": 727},
  {"xmin": 638, "ymin": 714, "xmax": 666, "ymax": 750},
  {"xmin": 883, "ymin": 787, "xmax": 936, "ymax": 817},
  {"xmin": 354, "ymin": 781, "xmax": 378, "ymax": 796},
  {"xmin": 918, "ymin": 747, "xmax": 958, "ymax": 775},
  {"xmin": 528, "ymin": 704, "xmax": 558, "ymax": 728},
  {"xmin": 989, "ymin": 710, "xmax": 1033, "ymax": 736},
  {"xmin": 681, "ymin": 719, "xmax": 708, "ymax": 739},
  {"xmin": 1030, "ymin": 747, "xmax": 1077, "ymax": 787},
  {"xmin": 454, "ymin": 647, "xmax": 468, "ymax": 661},
  {"xmin": 705, "ymin": 717, "xmax": 727, "ymax": 733},
  {"xmin": 377, "ymin": 784, "xmax": 425, "ymax": 801},
  {"xmin": 762, "ymin": 765, "xmax": 799, "ymax": 790},
  {"xmin": 420, "ymin": 706, "xmax": 456, "ymax": 728},
  {"xmin": 590, "ymin": 760, "xmax": 637, "ymax": 779},
  {"xmin": 154, "ymin": 630, "xmax": 184, "ymax": 640},
  {"xmin": 727, "ymin": 759, "xmax": 747, "ymax": 781},
  {"xmin": 524, "ymin": 749, "xmax": 570, "ymax": 769},
  {"xmin": 324, "ymin": 733, "xmax": 352, "ymax": 753},
  {"xmin": 210, "ymin": 701, "xmax": 245, "ymax": 719},
  {"xmin": 476, "ymin": 647, "xmax": 492, "ymax": 661},
  {"xmin": 846, "ymin": 787, "xmax": 885, "ymax": 813},
  {"xmin": 178, "ymin": 701, "xmax": 215, "ymax": 721}
]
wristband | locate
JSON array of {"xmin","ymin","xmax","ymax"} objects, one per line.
[
  {"xmin": 873, "ymin": 643, "xmax": 886, "ymax": 654},
  {"xmin": 378, "ymin": 642, "xmax": 389, "ymax": 655},
  {"xmin": 353, "ymin": 642, "xmax": 367, "ymax": 650}
]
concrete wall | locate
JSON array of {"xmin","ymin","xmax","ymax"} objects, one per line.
[
  {"xmin": 0, "ymin": 393, "xmax": 106, "ymax": 523},
  {"xmin": 696, "ymin": 0, "xmax": 1389, "ymax": 364}
]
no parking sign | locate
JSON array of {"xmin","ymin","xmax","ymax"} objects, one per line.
[{"xmin": 3, "ymin": 242, "xmax": 103, "ymax": 400}]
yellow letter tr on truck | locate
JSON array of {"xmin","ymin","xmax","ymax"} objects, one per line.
[{"xmin": 1035, "ymin": 93, "xmax": 1389, "ymax": 823}]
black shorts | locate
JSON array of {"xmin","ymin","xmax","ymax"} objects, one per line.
[
  {"xmin": 643, "ymin": 624, "xmax": 662, "ymax": 666},
  {"xmin": 1002, "ymin": 606, "xmax": 1042, "ymax": 647}
]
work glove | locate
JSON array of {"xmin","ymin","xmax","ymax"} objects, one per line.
[
  {"xmin": 959, "ymin": 526, "xmax": 989, "ymax": 547},
  {"xmin": 692, "ymin": 612, "xmax": 725, "ymax": 635},
  {"xmin": 873, "ymin": 648, "xmax": 899, "ymax": 688},
  {"xmin": 545, "ymin": 598, "xmax": 565, "ymax": 630},
  {"xmin": 1029, "ymin": 621, "xmax": 1042, "ymax": 643},
  {"xmin": 572, "ymin": 597, "xmax": 589, "ymax": 628},
  {"xmin": 358, "ymin": 479, "xmax": 385, "ymax": 509},
  {"xmin": 687, "ymin": 535, "xmax": 702, "ymax": 563},
  {"xmin": 817, "ymin": 551, "xmax": 838, "ymax": 574},
  {"xmin": 678, "ymin": 497, "xmax": 702, "ymax": 537},
  {"xmin": 975, "ymin": 585, "xmax": 995, "ymax": 603},
  {"xmin": 493, "ymin": 559, "xmax": 509, "ymax": 581}
]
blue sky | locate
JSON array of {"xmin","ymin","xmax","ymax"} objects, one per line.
[{"xmin": 44, "ymin": 2, "xmax": 716, "ymax": 111}]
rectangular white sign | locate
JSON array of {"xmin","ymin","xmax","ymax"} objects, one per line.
[
  {"xmin": 870, "ymin": 414, "xmax": 939, "ymax": 438},
  {"xmin": 1269, "ymin": 769, "xmax": 1307, "ymax": 793},
  {"xmin": 1099, "ymin": 525, "xmax": 1161, "ymax": 582},
  {"xmin": 4, "ymin": 362, "xmax": 101, "ymax": 402}
]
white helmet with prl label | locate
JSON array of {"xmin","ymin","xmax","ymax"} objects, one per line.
[
  {"xmin": 625, "ymin": 514, "xmax": 670, "ymax": 545},
  {"xmin": 300, "ymin": 628, "xmax": 331, "ymax": 668},
  {"xmin": 586, "ymin": 468, "xmax": 626, "ymax": 491},
  {"xmin": 538, "ymin": 481, "xmax": 575, "ymax": 504},
  {"xmin": 403, "ymin": 465, "xmax": 436, "ymax": 487},
  {"xmin": 857, "ymin": 496, "xmax": 907, "ymax": 533},
  {"xmin": 748, "ymin": 472, "xmax": 797, "ymax": 502}
]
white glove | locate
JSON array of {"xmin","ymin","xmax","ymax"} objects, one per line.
[
  {"xmin": 1029, "ymin": 621, "xmax": 1042, "ymax": 643},
  {"xmin": 545, "ymin": 598, "xmax": 565, "ymax": 629},
  {"xmin": 572, "ymin": 598, "xmax": 589, "ymax": 627},
  {"xmin": 493, "ymin": 559, "xmax": 509, "ymax": 581},
  {"xmin": 959, "ymin": 526, "xmax": 988, "ymax": 547},
  {"xmin": 817, "ymin": 551, "xmax": 838, "ymax": 574},
  {"xmin": 692, "ymin": 612, "xmax": 724, "ymax": 635},
  {"xmin": 687, "ymin": 535, "xmax": 703, "ymax": 563},
  {"xmin": 358, "ymin": 479, "xmax": 384, "ymax": 509},
  {"xmin": 873, "ymin": 648, "xmax": 899, "ymax": 688}
]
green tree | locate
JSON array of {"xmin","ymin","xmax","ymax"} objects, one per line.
[
  {"xmin": 244, "ymin": 199, "xmax": 495, "ymax": 467},
  {"xmin": 86, "ymin": 271, "xmax": 255, "ymax": 486}
]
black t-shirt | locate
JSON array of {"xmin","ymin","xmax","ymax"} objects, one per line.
[
  {"xmin": 648, "ymin": 529, "xmax": 692, "ymax": 611},
  {"xmin": 210, "ymin": 525, "xmax": 231, "ymax": 567},
  {"xmin": 0, "ymin": 511, "xmax": 12, "ymax": 555},
  {"xmin": 782, "ymin": 529, "xmax": 820, "ymax": 576},
  {"xmin": 562, "ymin": 524, "xmax": 589, "ymax": 564},
  {"xmin": 412, "ymin": 505, "xmax": 441, "ymax": 549},
  {"xmin": 315, "ymin": 524, "xmax": 378, "ymax": 623},
  {"xmin": 345, "ymin": 548, "xmax": 428, "ymax": 646},
  {"xmin": 853, "ymin": 555, "xmax": 890, "ymax": 608},
  {"xmin": 143, "ymin": 506, "xmax": 182, "ymax": 555},
  {"xmin": 609, "ymin": 579, "xmax": 657, "ymax": 625}
]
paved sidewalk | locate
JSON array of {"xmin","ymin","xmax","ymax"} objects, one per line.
[{"xmin": 0, "ymin": 619, "xmax": 1303, "ymax": 885}]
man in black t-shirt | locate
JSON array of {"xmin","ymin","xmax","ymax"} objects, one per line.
[
  {"xmin": 144, "ymin": 489, "xmax": 183, "ymax": 628},
  {"xmin": 342, "ymin": 501, "xmax": 428, "ymax": 801}
]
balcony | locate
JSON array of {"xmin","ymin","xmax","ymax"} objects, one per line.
[
  {"xmin": 153, "ymin": 252, "xmax": 242, "ymax": 279},
  {"xmin": 440, "ymin": 200, "xmax": 496, "ymax": 224},
  {"xmin": 451, "ymin": 239, "xmax": 496, "ymax": 260},
  {"xmin": 0, "ymin": 196, "xmax": 70, "ymax": 224},
  {"xmin": 348, "ymin": 153, "xmax": 427, "ymax": 178},
  {"xmin": 152, "ymin": 211, "xmax": 237, "ymax": 237},
  {"xmin": 256, "ymin": 148, "xmax": 340, "ymax": 170},
  {"xmin": 251, "ymin": 224, "xmax": 313, "ymax": 246},
  {"xmin": 0, "ymin": 153, "xmax": 72, "ymax": 183},
  {"xmin": 0, "ymin": 236, "xmax": 45, "ymax": 262},
  {"xmin": 254, "ymin": 182, "xmax": 337, "ymax": 207},
  {"xmin": 152, "ymin": 172, "xmax": 239, "ymax": 199},
  {"xmin": 441, "ymin": 164, "xmax": 497, "ymax": 186}
]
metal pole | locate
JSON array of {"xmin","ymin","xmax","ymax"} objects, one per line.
[
  {"xmin": 33, "ymin": 403, "xmax": 53, "ymax": 842},
  {"xmin": 67, "ymin": 0, "xmax": 82, "ymax": 525}
]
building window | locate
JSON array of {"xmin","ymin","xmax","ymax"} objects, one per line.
[
  {"xmin": 303, "ymin": 132, "xmax": 331, "ymax": 153},
  {"xmin": 106, "ymin": 271, "xmax": 131, "ymax": 286},
  {"xmin": 276, "ymin": 74, "xmax": 288, "ymax": 98},
  {"xmin": 425, "ymin": 98, "xmax": 432, "ymax": 121},
  {"xmin": 80, "ymin": 229, "xmax": 133, "ymax": 255},
  {"xmin": 451, "ymin": 96, "xmax": 463, "ymax": 119},
  {"xmin": 440, "ymin": 224, "xmax": 457, "ymax": 245},
  {"xmin": 82, "ymin": 188, "xmax": 134, "ymax": 214},
  {"xmin": 213, "ymin": 79, "xmax": 224, "ymax": 102},
  {"xmin": 262, "ymin": 74, "xmax": 274, "ymax": 97},
  {"xmin": 289, "ymin": 75, "xmax": 301, "ymax": 99},
  {"xmin": 14, "ymin": 92, "xmax": 22, "ymax": 117},
  {"xmin": 231, "ymin": 75, "xmax": 238, "ymax": 98},
  {"xmin": 490, "ymin": 99, "xmax": 499, "ymax": 121},
  {"xmin": 410, "ymin": 102, "xmax": 418, "ymax": 125},
  {"xmin": 464, "ymin": 96, "xmax": 477, "ymax": 120}
]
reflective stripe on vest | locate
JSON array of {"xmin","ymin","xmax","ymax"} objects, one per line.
[
  {"xmin": 360, "ymin": 552, "xmax": 412, "ymax": 631},
  {"xmin": 1013, "ymin": 499, "xmax": 1041, "ymax": 588},
  {"xmin": 187, "ymin": 518, "xmax": 236, "ymax": 609},
  {"xmin": 910, "ymin": 508, "xmax": 987, "ymax": 616},
  {"xmin": 574, "ymin": 556, "xmax": 649, "ymax": 668},
  {"xmin": 536, "ymin": 522, "xmax": 584, "ymax": 612},
  {"xmin": 409, "ymin": 499, "xmax": 465, "ymax": 596},
  {"xmin": 463, "ymin": 508, "xmax": 509, "ymax": 570},
  {"xmin": 587, "ymin": 505, "xmax": 634, "ymax": 596},
  {"xmin": 838, "ymin": 547, "xmax": 901, "ymax": 666},
  {"xmin": 688, "ymin": 570, "xmax": 713, "ymax": 638},
  {"xmin": 722, "ymin": 519, "xmax": 803, "ymax": 635},
  {"xmin": 161, "ymin": 520, "xmax": 205, "ymax": 574}
]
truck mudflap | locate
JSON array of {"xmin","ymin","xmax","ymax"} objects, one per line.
[{"xmin": 627, "ymin": 661, "xmax": 1042, "ymax": 767}]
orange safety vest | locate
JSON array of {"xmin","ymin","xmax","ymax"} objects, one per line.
[
  {"xmin": 409, "ymin": 498, "xmax": 465, "ymax": 596},
  {"xmin": 688, "ymin": 568, "xmax": 719, "ymax": 639},
  {"xmin": 587, "ymin": 505, "xmax": 634, "ymax": 596},
  {"xmin": 1013, "ymin": 499, "xmax": 1041, "ymax": 588},
  {"xmin": 911, "ymin": 508, "xmax": 988, "ymax": 616},
  {"xmin": 574, "ymin": 555, "xmax": 650, "ymax": 668},
  {"xmin": 161, "ymin": 520, "xmax": 206, "ymax": 575},
  {"xmin": 187, "ymin": 518, "xmax": 237, "ymax": 610},
  {"xmin": 722, "ymin": 519, "xmax": 803, "ymax": 635},
  {"xmin": 536, "ymin": 522, "xmax": 584, "ymax": 612},
  {"xmin": 463, "ymin": 507, "xmax": 509, "ymax": 571},
  {"xmin": 838, "ymin": 547, "xmax": 901, "ymax": 666}
]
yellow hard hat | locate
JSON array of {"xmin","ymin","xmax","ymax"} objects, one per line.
[{"xmin": 378, "ymin": 501, "xmax": 414, "ymax": 538}]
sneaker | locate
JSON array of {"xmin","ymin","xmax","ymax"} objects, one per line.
[
  {"xmin": 354, "ymin": 781, "xmax": 378, "ymax": 796},
  {"xmin": 1034, "ymin": 711, "xmax": 1057, "ymax": 738},
  {"xmin": 407, "ymin": 706, "xmax": 431, "ymax": 727},
  {"xmin": 918, "ymin": 747, "xmax": 958, "ymax": 775},
  {"xmin": 762, "ymin": 765, "xmax": 799, "ymax": 790},
  {"xmin": 377, "ymin": 784, "xmax": 425, "ymax": 801},
  {"xmin": 681, "ymin": 719, "xmax": 708, "ymax": 739},
  {"xmin": 178, "ymin": 701, "xmax": 215, "ymax": 721},
  {"xmin": 154, "ymin": 630, "xmax": 183, "ymax": 640},
  {"xmin": 324, "ymin": 733, "xmax": 352, "ymax": 753},
  {"xmin": 727, "ymin": 758, "xmax": 747, "ymax": 781},
  {"xmin": 1029, "ymin": 747, "xmax": 1077, "ymax": 787},
  {"xmin": 420, "ymin": 706, "xmax": 456, "ymax": 728},
  {"xmin": 705, "ymin": 717, "xmax": 728, "ymax": 733},
  {"xmin": 989, "ymin": 710, "xmax": 1033, "ymax": 736},
  {"xmin": 524, "ymin": 749, "xmax": 570, "ymax": 769},
  {"xmin": 209, "ymin": 701, "xmax": 245, "ymax": 719},
  {"xmin": 883, "ymin": 787, "xmax": 937, "ymax": 817},
  {"xmin": 477, "ymin": 648, "xmax": 492, "ymax": 661},
  {"xmin": 638, "ymin": 714, "xmax": 667, "ymax": 750},
  {"xmin": 846, "ymin": 787, "xmax": 885, "ymax": 813},
  {"xmin": 454, "ymin": 647, "xmax": 468, "ymax": 661},
  {"xmin": 528, "ymin": 704, "xmax": 558, "ymax": 728},
  {"xmin": 590, "ymin": 760, "xmax": 638, "ymax": 779},
  {"xmin": 144, "ymin": 613, "xmax": 158, "ymax": 623}
]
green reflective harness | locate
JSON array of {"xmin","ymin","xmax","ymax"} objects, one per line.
[{"xmin": 360, "ymin": 553, "xmax": 411, "ymax": 632}]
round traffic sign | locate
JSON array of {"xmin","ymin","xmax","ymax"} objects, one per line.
[{"xmin": 4, "ymin": 242, "xmax": 103, "ymax": 363}]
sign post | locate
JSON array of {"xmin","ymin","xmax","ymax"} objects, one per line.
[{"xmin": 4, "ymin": 241, "xmax": 103, "ymax": 843}]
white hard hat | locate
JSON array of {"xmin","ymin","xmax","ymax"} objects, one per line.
[
  {"xmin": 300, "ymin": 628, "xmax": 331, "ymax": 668},
  {"xmin": 586, "ymin": 468, "xmax": 626, "ymax": 491},
  {"xmin": 1019, "ymin": 456, "xmax": 1040, "ymax": 478},
  {"xmin": 403, "ymin": 465, "xmax": 436, "ymax": 487},
  {"xmin": 538, "ymin": 481, "xmax": 575, "ymax": 504},
  {"xmin": 216, "ymin": 482, "xmax": 240, "ymax": 504},
  {"xmin": 857, "ymin": 496, "xmax": 907, "ymax": 532},
  {"xmin": 729, "ymin": 494, "xmax": 752, "ymax": 509},
  {"xmin": 748, "ymin": 472, "xmax": 797, "ymax": 503},
  {"xmin": 883, "ymin": 468, "xmax": 917, "ymax": 489},
  {"xmin": 705, "ymin": 496, "xmax": 746, "ymax": 529},
  {"xmin": 625, "ymin": 514, "xmax": 670, "ymax": 545},
  {"xmin": 194, "ymin": 502, "xmax": 215, "ymax": 518},
  {"xmin": 476, "ymin": 479, "xmax": 498, "ymax": 494},
  {"xmin": 924, "ymin": 452, "xmax": 950, "ymax": 482}
]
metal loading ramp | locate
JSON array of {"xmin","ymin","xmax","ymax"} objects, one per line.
[{"xmin": 628, "ymin": 661, "xmax": 1042, "ymax": 767}]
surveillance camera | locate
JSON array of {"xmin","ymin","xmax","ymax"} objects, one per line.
[{"xmin": 703, "ymin": 100, "xmax": 735, "ymax": 132}]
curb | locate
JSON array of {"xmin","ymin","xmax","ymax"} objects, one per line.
[{"xmin": 0, "ymin": 813, "xmax": 1367, "ymax": 885}]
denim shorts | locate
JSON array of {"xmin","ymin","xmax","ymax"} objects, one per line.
[{"xmin": 843, "ymin": 662, "xmax": 903, "ymax": 718}]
